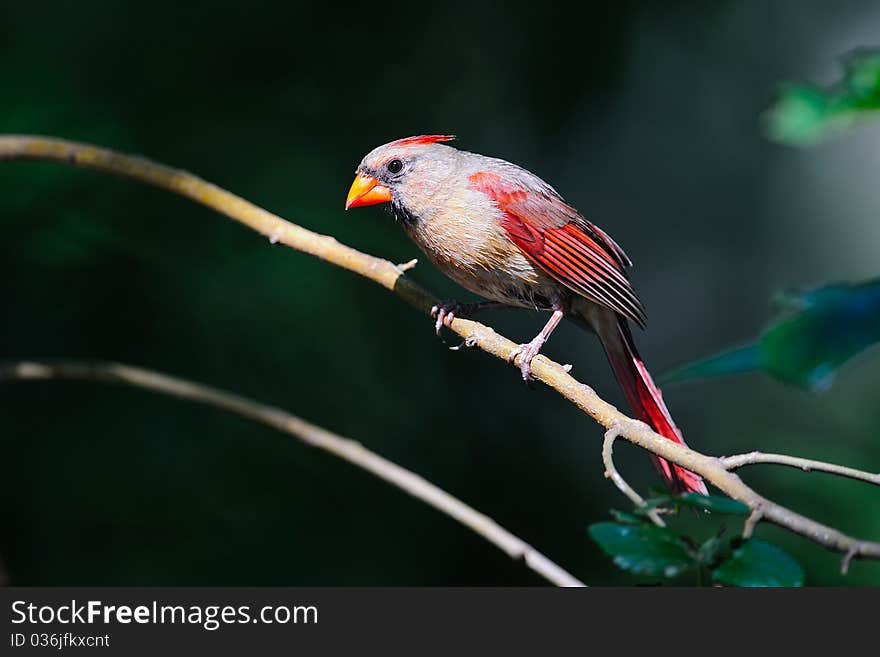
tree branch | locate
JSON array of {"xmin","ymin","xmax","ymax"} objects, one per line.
[
  {"xmin": 602, "ymin": 426, "xmax": 665, "ymax": 527},
  {"xmin": 721, "ymin": 451, "xmax": 880, "ymax": 486},
  {"xmin": 0, "ymin": 360, "xmax": 585, "ymax": 587},
  {"xmin": 2, "ymin": 135, "xmax": 879, "ymax": 571}
]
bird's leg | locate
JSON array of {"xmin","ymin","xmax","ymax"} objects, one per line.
[
  {"xmin": 430, "ymin": 300, "xmax": 509, "ymax": 336},
  {"xmin": 507, "ymin": 307, "xmax": 565, "ymax": 381}
]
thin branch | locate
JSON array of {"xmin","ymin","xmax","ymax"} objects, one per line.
[
  {"xmin": 602, "ymin": 427, "xmax": 665, "ymax": 527},
  {"xmin": 2, "ymin": 135, "xmax": 879, "ymax": 567},
  {"xmin": 721, "ymin": 451, "xmax": 880, "ymax": 486},
  {"xmin": 743, "ymin": 507, "xmax": 764, "ymax": 540},
  {"xmin": 0, "ymin": 360, "xmax": 585, "ymax": 587}
]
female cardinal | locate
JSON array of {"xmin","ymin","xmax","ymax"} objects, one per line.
[{"xmin": 345, "ymin": 135, "xmax": 705, "ymax": 494}]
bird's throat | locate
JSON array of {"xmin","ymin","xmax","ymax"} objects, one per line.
[{"xmin": 390, "ymin": 199, "xmax": 420, "ymax": 227}]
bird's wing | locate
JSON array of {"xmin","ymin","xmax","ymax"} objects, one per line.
[{"xmin": 469, "ymin": 171, "xmax": 646, "ymax": 327}]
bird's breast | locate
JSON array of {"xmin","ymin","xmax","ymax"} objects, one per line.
[{"xmin": 401, "ymin": 190, "xmax": 561, "ymax": 309}]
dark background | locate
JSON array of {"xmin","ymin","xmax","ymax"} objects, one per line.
[{"xmin": 1, "ymin": 1, "xmax": 878, "ymax": 586}]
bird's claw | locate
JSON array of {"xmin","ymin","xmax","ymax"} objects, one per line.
[
  {"xmin": 507, "ymin": 336, "xmax": 546, "ymax": 382},
  {"xmin": 430, "ymin": 300, "xmax": 466, "ymax": 336}
]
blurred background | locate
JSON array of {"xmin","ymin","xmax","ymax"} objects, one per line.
[{"xmin": 1, "ymin": 0, "xmax": 879, "ymax": 586}]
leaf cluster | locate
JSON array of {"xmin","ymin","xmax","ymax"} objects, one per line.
[{"xmin": 590, "ymin": 495, "xmax": 804, "ymax": 586}]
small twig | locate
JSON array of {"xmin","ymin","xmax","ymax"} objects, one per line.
[
  {"xmin": 842, "ymin": 548, "xmax": 857, "ymax": 575},
  {"xmin": 721, "ymin": 451, "xmax": 880, "ymax": 487},
  {"xmin": 743, "ymin": 506, "xmax": 764, "ymax": 539},
  {"xmin": 602, "ymin": 426, "xmax": 666, "ymax": 527},
  {"xmin": 397, "ymin": 258, "xmax": 418, "ymax": 272},
  {"xmin": 0, "ymin": 360, "xmax": 584, "ymax": 587}
]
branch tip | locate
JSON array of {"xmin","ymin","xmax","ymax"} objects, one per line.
[
  {"xmin": 602, "ymin": 426, "xmax": 665, "ymax": 527},
  {"xmin": 841, "ymin": 548, "xmax": 857, "ymax": 575},
  {"xmin": 743, "ymin": 506, "xmax": 764, "ymax": 539}
]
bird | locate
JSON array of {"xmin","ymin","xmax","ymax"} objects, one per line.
[{"xmin": 345, "ymin": 135, "xmax": 706, "ymax": 495}]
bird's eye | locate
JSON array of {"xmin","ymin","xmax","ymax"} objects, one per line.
[{"xmin": 386, "ymin": 159, "xmax": 403, "ymax": 174}]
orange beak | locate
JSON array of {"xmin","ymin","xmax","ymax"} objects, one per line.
[{"xmin": 345, "ymin": 172, "xmax": 392, "ymax": 210}]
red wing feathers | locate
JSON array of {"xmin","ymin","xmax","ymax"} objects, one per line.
[{"xmin": 469, "ymin": 171, "xmax": 647, "ymax": 327}]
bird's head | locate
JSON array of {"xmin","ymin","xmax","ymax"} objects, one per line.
[{"xmin": 345, "ymin": 135, "xmax": 459, "ymax": 220}]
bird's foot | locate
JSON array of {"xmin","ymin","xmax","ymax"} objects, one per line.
[
  {"xmin": 507, "ymin": 335, "xmax": 547, "ymax": 381},
  {"xmin": 430, "ymin": 300, "xmax": 483, "ymax": 336},
  {"xmin": 431, "ymin": 300, "xmax": 462, "ymax": 335}
]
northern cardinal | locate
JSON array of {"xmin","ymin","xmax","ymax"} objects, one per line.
[{"xmin": 346, "ymin": 135, "xmax": 706, "ymax": 494}]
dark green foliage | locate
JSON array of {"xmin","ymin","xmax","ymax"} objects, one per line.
[
  {"xmin": 589, "ymin": 499, "xmax": 805, "ymax": 587},
  {"xmin": 631, "ymin": 494, "xmax": 749, "ymax": 516},
  {"xmin": 589, "ymin": 523, "xmax": 693, "ymax": 578},
  {"xmin": 676, "ymin": 494, "xmax": 750, "ymax": 515},
  {"xmin": 712, "ymin": 539, "xmax": 805, "ymax": 587}
]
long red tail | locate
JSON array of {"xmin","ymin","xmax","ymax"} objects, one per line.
[{"xmin": 588, "ymin": 307, "xmax": 707, "ymax": 495}]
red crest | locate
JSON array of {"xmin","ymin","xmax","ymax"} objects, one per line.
[{"xmin": 388, "ymin": 135, "xmax": 456, "ymax": 147}]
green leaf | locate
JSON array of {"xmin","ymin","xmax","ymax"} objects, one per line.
[
  {"xmin": 588, "ymin": 522, "xmax": 694, "ymax": 578},
  {"xmin": 631, "ymin": 496, "xmax": 672, "ymax": 515},
  {"xmin": 677, "ymin": 494, "xmax": 749, "ymax": 515},
  {"xmin": 712, "ymin": 539, "xmax": 805, "ymax": 587},
  {"xmin": 609, "ymin": 509, "xmax": 644, "ymax": 525},
  {"xmin": 764, "ymin": 49, "xmax": 880, "ymax": 146},
  {"xmin": 696, "ymin": 536, "xmax": 728, "ymax": 567},
  {"xmin": 661, "ymin": 277, "xmax": 880, "ymax": 392},
  {"xmin": 658, "ymin": 344, "xmax": 761, "ymax": 386}
]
